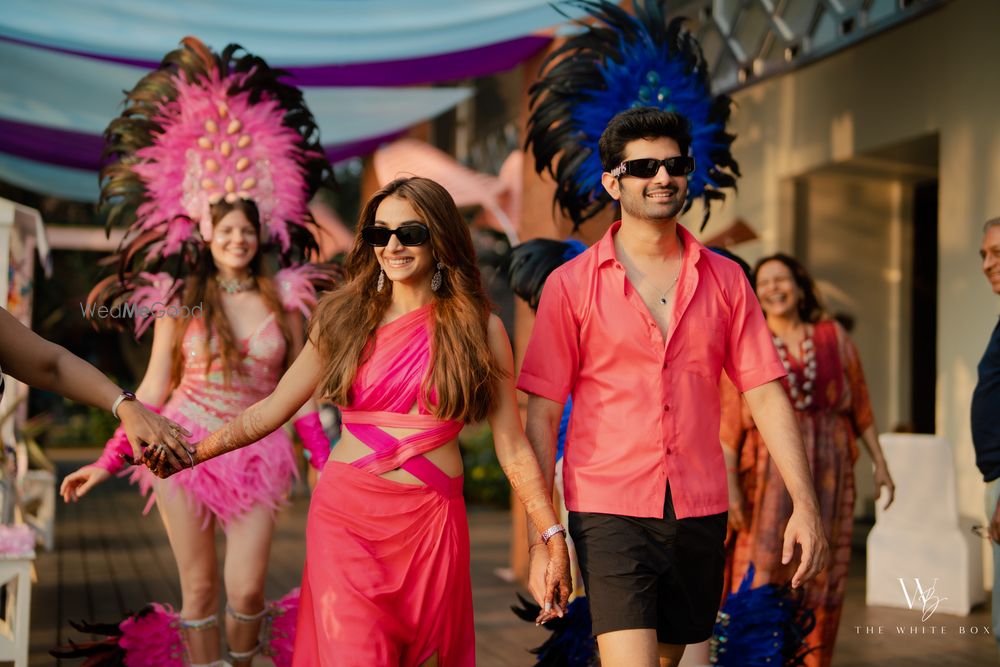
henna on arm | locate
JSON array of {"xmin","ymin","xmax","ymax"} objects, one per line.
[
  {"xmin": 145, "ymin": 339, "xmax": 325, "ymax": 478},
  {"xmin": 486, "ymin": 315, "xmax": 571, "ymax": 619},
  {"xmin": 500, "ymin": 448, "xmax": 562, "ymax": 538},
  {"xmin": 195, "ymin": 401, "xmax": 272, "ymax": 463}
]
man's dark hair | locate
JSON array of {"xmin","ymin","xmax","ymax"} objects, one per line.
[{"xmin": 598, "ymin": 107, "xmax": 692, "ymax": 172}]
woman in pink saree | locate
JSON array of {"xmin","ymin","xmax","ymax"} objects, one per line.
[{"xmin": 144, "ymin": 177, "xmax": 572, "ymax": 666}]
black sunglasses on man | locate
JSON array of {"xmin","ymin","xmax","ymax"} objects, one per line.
[{"xmin": 611, "ymin": 156, "xmax": 695, "ymax": 179}]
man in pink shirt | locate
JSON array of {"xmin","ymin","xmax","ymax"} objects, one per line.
[{"xmin": 518, "ymin": 108, "xmax": 828, "ymax": 667}]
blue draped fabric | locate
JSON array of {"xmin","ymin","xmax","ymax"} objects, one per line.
[
  {"xmin": 0, "ymin": 39, "xmax": 473, "ymax": 199},
  {"xmin": 0, "ymin": 1, "xmax": 583, "ymax": 199},
  {"xmin": 0, "ymin": 40, "xmax": 473, "ymax": 140},
  {"xmin": 0, "ymin": 153, "xmax": 98, "ymax": 202},
  {"xmin": 0, "ymin": 0, "xmax": 584, "ymax": 64},
  {"xmin": 0, "ymin": 0, "xmax": 581, "ymax": 201}
]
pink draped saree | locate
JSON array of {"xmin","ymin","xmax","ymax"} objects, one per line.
[{"xmin": 294, "ymin": 304, "xmax": 474, "ymax": 666}]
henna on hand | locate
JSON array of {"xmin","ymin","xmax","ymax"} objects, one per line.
[{"xmin": 500, "ymin": 448, "xmax": 572, "ymax": 613}]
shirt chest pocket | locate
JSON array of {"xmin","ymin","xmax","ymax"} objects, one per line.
[{"xmin": 676, "ymin": 315, "xmax": 727, "ymax": 381}]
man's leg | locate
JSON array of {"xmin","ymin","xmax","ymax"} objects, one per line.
[
  {"xmin": 570, "ymin": 511, "xmax": 662, "ymax": 667},
  {"xmin": 676, "ymin": 639, "xmax": 710, "ymax": 667},
  {"xmin": 658, "ymin": 642, "xmax": 687, "ymax": 667},
  {"xmin": 653, "ymin": 487, "xmax": 727, "ymax": 667},
  {"xmin": 594, "ymin": 628, "xmax": 662, "ymax": 667}
]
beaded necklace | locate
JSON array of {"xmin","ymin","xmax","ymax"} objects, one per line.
[
  {"xmin": 773, "ymin": 329, "xmax": 817, "ymax": 410},
  {"xmin": 217, "ymin": 275, "xmax": 256, "ymax": 294}
]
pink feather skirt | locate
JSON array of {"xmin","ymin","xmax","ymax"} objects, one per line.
[
  {"xmin": 293, "ymin": 462, "xmax": 474, "ymax": 666},
  {"xmin": 128, "ymin": 408, "xmax": 297, "ymax": 528}
]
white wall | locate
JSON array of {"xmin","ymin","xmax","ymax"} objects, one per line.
[
  {"xmin": 797, "ymin": 169, "xmax": 918, "ymax": 517},
  {"xmin": 688, "ymin": 0, "xmax": 1000, "ymax": 582}
]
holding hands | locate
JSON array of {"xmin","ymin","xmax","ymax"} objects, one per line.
[
  {"xmin": 60, "ymin": 402, "xmax": 192, "ymax": 502},
  {"xmin": 528, "ymin": 533, "xmax": 572, "ymax": 625}
]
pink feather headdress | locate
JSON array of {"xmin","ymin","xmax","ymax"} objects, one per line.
[
  {"xmin": 88, "ymin": 37, "xmax": 333, "ymax": 334},
  {"xmin": 132, "ymin": 67, "xmax": 309, "ymax": 254}
]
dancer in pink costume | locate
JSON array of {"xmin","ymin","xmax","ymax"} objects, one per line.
[
  {"xmin": 56, "ymin": 37, "xmax": 333, "ymax": 667},
  {"xmin": 145, "ymin": 177, "xmax": 573, "ymax": 666}
]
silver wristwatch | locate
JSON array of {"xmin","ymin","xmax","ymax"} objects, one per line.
[{"xmin": 112, "ymin": 390, "xmax": 137, "ymax": 419}]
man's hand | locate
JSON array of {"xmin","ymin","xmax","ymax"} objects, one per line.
[
  {"xmin": 727, "ymin": 471, "xmax": 746, "ymax": 532},
  {"xmin": 989, "ymin": 493, "xmax": 1000, "ymax": 544},
  {"xmin": 783, "ymin": 504, "xmax": 829, "ymax": 588},
  {"xmin": 117, "ymin": 401, "xmax": 192, "ymax": 471}
]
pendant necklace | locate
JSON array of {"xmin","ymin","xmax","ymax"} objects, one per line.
[{"xmin": 645, "ymin": 242, "xmax": 682, "ymax": 306}]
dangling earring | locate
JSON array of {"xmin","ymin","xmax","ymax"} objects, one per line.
[
  {"xmin": 376, "ymin": 269, "xmax": 385, "ymax": 293},
  {"xmin": 430, "ymin": 262, "xmax": 444, "ymax": 292}
]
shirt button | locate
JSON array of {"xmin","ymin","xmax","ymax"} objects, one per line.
[
  {"xmin": 663, "ymin": 405, "xmax": 670, "ymax": 412},
  {"xmin": 665, "ymin": 447, "xmax": 674, "ymax": 455}
]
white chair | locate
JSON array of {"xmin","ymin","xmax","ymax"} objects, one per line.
[
  {"xmin": 18, "ymin": 470, "xmax": 55, "ymax": 552},
  {"xmin": 866, "ymin": 433, "xmax": 984, "ymax": 615},
  {"xmin": 0, "ymin": 549, "xmax": 34, "ymax": 667}
]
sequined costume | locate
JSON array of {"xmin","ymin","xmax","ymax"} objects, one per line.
[{"xmin": 130, "ymin": 311, "xmax": 296, "ymax": 527}]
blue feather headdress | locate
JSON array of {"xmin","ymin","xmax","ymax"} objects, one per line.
[
  {"xmin": 712, "ymin": 564, "xmax": 817, "ymax": 666},
  {"xmin": 526, "ymin": 0, "xmax": 740, "ymax": 230}
]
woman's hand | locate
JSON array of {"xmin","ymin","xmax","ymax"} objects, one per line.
[
  {"xmin": 873, "ymin": 460, "xmax": 895, "ymax": 510},
  {"xmin": 536, "ymin": 534, "xmax": 571, "ymax": 624},
  {"xmin": 59, "ymin": 465, "xmax": 111, "ymax": 502},
  {"xmin": 117, "ymin": 401, "xmax": 193, "ymax": 470},
  {"xmin": 135, "ymin": 440, "xmax": 198, "ymax": 479}
]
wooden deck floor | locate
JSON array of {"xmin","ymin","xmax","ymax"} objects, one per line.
[{"xmin": 23, "ymin": 451, "xmax": 999, "ymax": 666}]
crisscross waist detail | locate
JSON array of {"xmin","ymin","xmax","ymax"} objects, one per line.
[{"xmin": 341, "ymin": 408, "xmax": 463, "ymax": 497}]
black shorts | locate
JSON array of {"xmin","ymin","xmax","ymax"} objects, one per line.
[{"xmin": 568, "ymin": 483, "xmax": 727, "ymax": 644}]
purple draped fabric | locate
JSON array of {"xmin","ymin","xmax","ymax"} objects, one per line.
[
  {"xmin": 0, "ymin": 34, "xmax": 550, "ymax": 86},
  {"xmin": 0, "ymin": 118, "xmax": 105, "ymax": 170},
  {"xmin": 0, "ymin": 116, "xmax": 403, "ymax": 171}
]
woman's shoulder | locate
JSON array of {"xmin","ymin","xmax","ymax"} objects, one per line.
[
  {"xmin": 485, "ymin": 312, "xmax": 511, "ymax": 350},
  {"xmin": 487, "ymin": 312, "xmax": 504, "ymax": 331}
]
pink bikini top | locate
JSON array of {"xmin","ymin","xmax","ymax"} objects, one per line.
[
  {"xmin": 341, "ymin": 304, "xmax": 464, "ymax": 497},
  {"xmin": 170, "ymin": 312, "xmax": 286, "ymax": 429}
]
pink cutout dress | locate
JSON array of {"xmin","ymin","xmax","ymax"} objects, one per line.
[
  {"xmin": 293, "ymin": 304, "xmax": 475, "ymax": 666},
  {"xmin": 130, "ymin": 311, "xmax": 297, "ymax": 526}
]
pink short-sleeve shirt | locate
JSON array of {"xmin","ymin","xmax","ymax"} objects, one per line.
[{"xmin": 518, "ymin": 222, "xmax": 785, "ymax": 519}]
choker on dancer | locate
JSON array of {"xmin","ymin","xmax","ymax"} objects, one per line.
[{"xmin": 217, "ymin": 275, "xmax": 256, "ymax": 294}]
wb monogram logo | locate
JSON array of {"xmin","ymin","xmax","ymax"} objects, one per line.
[{"xmin": 898, "ymin": 578, "xmax": 948, "ymax": 622}]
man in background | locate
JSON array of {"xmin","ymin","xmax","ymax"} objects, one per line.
[{"xmin": 973, "ymin": 217, "xmax": 1000, "ymax": 657}]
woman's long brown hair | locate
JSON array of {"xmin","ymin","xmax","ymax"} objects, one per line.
[
  {"xmin": 310, "ymin": 177, "xmax": 504, "ymax": 423},
  {"xmin": 170, "ymin": 199, "xmax": 291, "ymax": 388}
]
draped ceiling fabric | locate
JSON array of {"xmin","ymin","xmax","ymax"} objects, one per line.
[{"xmin": 0, "ymin": 0, "xmax": 586, "ymax": 201}]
